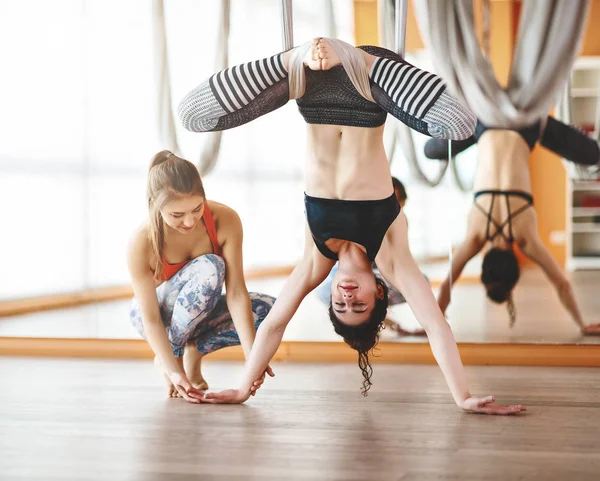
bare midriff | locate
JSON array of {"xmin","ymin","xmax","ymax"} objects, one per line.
[
  {"xmin": 304, "ymin": 124, "xmax": 393, "ymax": 200},
  {"xmin": 473, "ymin": 130, "xmax": 533, "ymax": 193}
]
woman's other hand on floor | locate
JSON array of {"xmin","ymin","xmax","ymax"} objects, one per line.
[
  {"xmin": 203, "ymin": 366, "xmax": 274, "ymax": 403},
  {"xmin": 203, "ymin": 389, "xmax": 250, "ymax": 404},
  {"xmin": 581, "ymin": 323, "xmax": 600, "ymax": 336},
  {"xmin": 459, "ymin": 395, "xmax": 527, "ymax": 415}
]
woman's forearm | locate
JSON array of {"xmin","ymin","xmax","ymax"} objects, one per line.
[
  {"xmin": 234, "ymin": 262, "xmax": 314, "ymax": 394},
  {"xmin": 426, "ymin": 321, "xmax": 471, "ymax": 405},
  {"xmin": 222, "ymin": 257, "xmax": 322, "ymax": 397},
  {"xmin": 557, "ymin": 282, "xmax": 585, "ymax": 329},
  {"xmin": 143, "ymin": 318, "xmax": 183, "ymax": 375},
  {"xmin": 237, "ymin": 320, "xmax": 285, "ymax": 394},
  {"xmin": 437, "ymin": 278, "xmax": 452, "ymax": 314},
  {"xmin": 384, "ymin": 250, "xmax": 469, "ymax": 406}
]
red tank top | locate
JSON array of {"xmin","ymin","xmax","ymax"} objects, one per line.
[{"xmin": 159, "ymin": 205, "xmax": 223, "ymax": 281}]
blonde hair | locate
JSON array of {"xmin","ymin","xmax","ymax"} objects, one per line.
[
  {"xmin": 147, "ymin": 150, "xmax": 205, "ymax": 279},
  {"xmin": 287, "ymin": 38, "xmax": 375, "ymax": 102}
]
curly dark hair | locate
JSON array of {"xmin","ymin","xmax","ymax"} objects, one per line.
[
  {"xmin": 481, "ymin": 247, "xmax": 520, "ymax": 326},
  {"xmin": 328, "ymin": 277, "xmax": 389, "ymax": 396},
  {"xmin": 391, "ymin": 176, "xmax": 407, "ymax": 203}
]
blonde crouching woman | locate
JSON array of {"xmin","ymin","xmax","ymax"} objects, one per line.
[
  {"xmin": 177, "ymin": 38, "xmax": 525, "ymax": 415},
  {"xmin": 127, "ymin": 150, "xmax": 275, "ymax": 403}
]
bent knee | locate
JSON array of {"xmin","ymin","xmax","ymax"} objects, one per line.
[{"xmin": 183, "ymin": 255, "xmax": 225, "ymax": 284}]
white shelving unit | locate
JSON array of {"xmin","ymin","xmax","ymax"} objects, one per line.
[{"xmin": 559, "ymin": 57, "xmax": 600, "ymax": 271}]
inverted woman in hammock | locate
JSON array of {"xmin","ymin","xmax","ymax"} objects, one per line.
[{"xmin": 178, "ymin": 37, "xmax": 525, "ymax": 414}]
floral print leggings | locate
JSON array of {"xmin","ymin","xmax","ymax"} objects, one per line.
[{"xmin": 130, "ymin": 254, "xmax": 275, "ymax": 357}]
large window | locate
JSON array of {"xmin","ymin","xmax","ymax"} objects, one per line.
[
  {"xmin": 0, "ymin": 0, "xmax": 354, "ymax": 299},
  {"xmin": 0, "ymin": 0, "xmax": 473, "ymax": 301}
]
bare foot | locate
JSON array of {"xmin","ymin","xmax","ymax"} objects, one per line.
[
  {"xmin": 154, "ymin": 355, "xmax": 183, "ymax": 398},
  {"xmin": 317, "ymin": 38, "xmax": 341, "ymax": 70},
  {"xmin": 183, "ymin": 342, "xmax": 208, "ymax": 391}
]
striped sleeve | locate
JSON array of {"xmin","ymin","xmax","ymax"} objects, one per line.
[
  {"xmin": 369, "ymin": 56, "xmax": 476, "ymax": 140},
  {"xmin": 178, "ymin": 52, "xmax": 289, "ymax": 133}
]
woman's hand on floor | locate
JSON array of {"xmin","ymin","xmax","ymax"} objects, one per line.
[
  {"xmin": 168, "ymin": 371, "xmax": 207, "ymax": 404},
  {"xmin": 203, "ymin": 389, "xmax": 250, "ymax": 404},
  {"xmin": 459, "ymin": 395, "xmax": 527, "ymax": 415},
  {"xmin": 203, "ymin": 366, "xmax": 274, "ymax": 403},
  {"xmin": 581, "ymin": 323, "xmax": 600, "ymax": 336}
]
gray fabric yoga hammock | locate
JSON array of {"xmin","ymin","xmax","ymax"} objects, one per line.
[{"xmin": 412, "ymin": 0, "xmax": 590, "ymax": 128}]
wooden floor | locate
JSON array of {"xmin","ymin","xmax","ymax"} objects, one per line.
[{"xmin": 1, "ymin": 357, "xmax": 599, "ymax": 480}]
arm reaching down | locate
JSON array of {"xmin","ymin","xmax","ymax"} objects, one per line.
[
  {"xmin": 203, "ymin": 258, "xmax": 330, "ymax": 403},
  {"xmin": 520, "ymin": 235, "xmax": 600, "ymax": 334},
  {"xmin": 203, "ymin": 224, "xmax": 334, "ymax": 404},
  {"xmin": 219, "ymin": 206, "xmax": 261, "ymax": 358},
  {"xmin": 438, "ymin": 235, "xmax": 483, "ymax": 314},
  {"xmin": 126, "ymin": 229, "xmax": 205, "ymax": 404},
  {"xmin": 376, "ymin": 214, "xmax": 525, "ymax": 414}
]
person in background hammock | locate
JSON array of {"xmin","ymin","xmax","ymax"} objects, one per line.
[{"xmin": 428, "ymin": 120, "xmax": 600, "ymax": 335}]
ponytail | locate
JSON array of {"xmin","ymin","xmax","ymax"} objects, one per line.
[{"xmin": 146, "ymin": 150, "xmax": 205, "ymax": 279}]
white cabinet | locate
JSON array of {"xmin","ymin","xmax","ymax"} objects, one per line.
[
  {"xmin": 567, "ymin": 180, "xmax": 600, "ymax": 270},
  {"xmin": 560, "ymin": 57, "xmax": 600, "ymax": 271}
]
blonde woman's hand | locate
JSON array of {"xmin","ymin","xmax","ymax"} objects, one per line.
[{"xmin": 167, "ymin": 371, "xmax": 207, "ymax": 404}]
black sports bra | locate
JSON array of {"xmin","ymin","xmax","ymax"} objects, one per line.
[
  {"xmin": 304, "ymin": 193, "xmax": 401, "ymax": 261},
  {"xmin": 473, "ymin": 190, "xmax": 534, "ymax": 243},
  {"xmin": 475, "ymin": 120, "xmax": 541, "ymax": 151}
]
